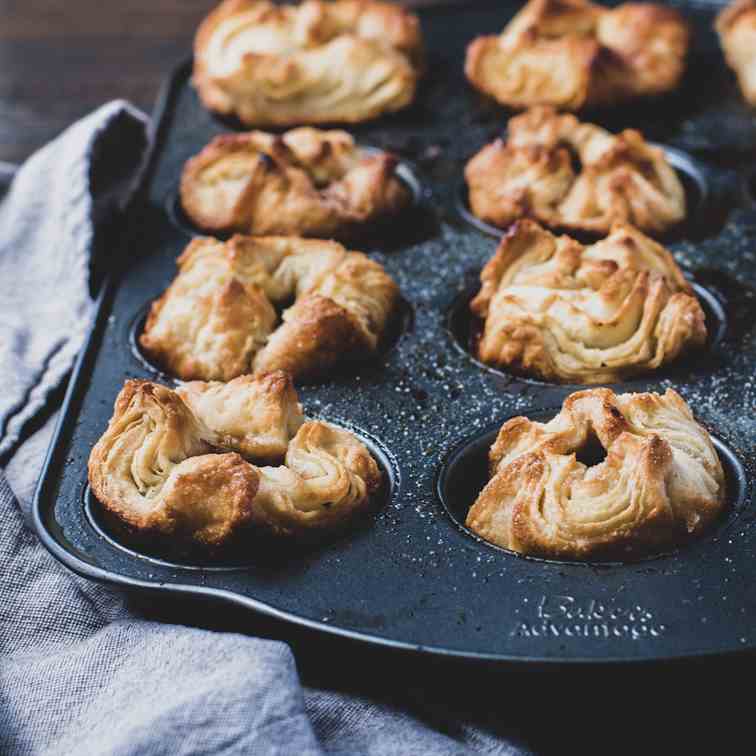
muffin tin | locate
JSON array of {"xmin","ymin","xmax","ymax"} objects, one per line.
[{"xmin": 33, "ymin": 0, "xmax": 756, "ymax": 663}]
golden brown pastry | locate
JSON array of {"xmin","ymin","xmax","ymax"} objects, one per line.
[
  {"xmin": 466, "ymin": 388, "xmax": 725, "ymax": 559},
  {"xmin": 140, "ymin": 235, "xmax": 399, "ymax": 382},
  {"xmin": 176, "ymin": 372, "xmax": 305, "ymax": 463},
  {"xmin": 180, "ymin": 127, "xmax": 409, "ymax": 238},
  {"xmin": 471, "ymin": 220, "xmax": 707, "ymax": 383},
  {"xmin": 465, "ymin": 108, "xmax": 686, "ymax": 236},
  {"xmin": 717, "ymin": 0, "xmax": 756, "ymax": 105},
  {"xmin": 465, "ymin": 0, "xmax": 689, "ymax": 110},
  {"xmin": 194, "ymin": 0, "xmax": 422, "ymax": 126},
  {"xmin": 88, "ymin": 373, "xmax": 382, "ymax": 547}
]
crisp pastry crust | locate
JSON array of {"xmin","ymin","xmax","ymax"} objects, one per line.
[
  {"xmin": 465, "ymin": 0, "xmax": 689, "ymax": 110},
  {"xmin": 466, "ymin": 388, "xmax": 725, "ymax": 559},
  {"xmin": 471, "ymin": 220, "xmax": 707, "ymax": 383},
  {"xmin": 176, "ymin": 372, "xmax": 305, "ymax": 463},
  {"xmin": 717, "ymin": 0, "xmax": 756, "ymax": 105},
  {"xmin": 180, "ymin": 127, "xmax": 409, "ymax": 238},
  {"xmin": 465, "ymin": 107, "xmax": 686, "ymax": 236},
  {"xmin": 193, "ymin": 0, "xmax": 422, "ymax": 126},
  {"xmin": 140, "ymin": 235, "xmax": 399, "ymax": 381},
  {"xmin": 88, "ymin": 374, "xmax": 382, "ymax": 546}
]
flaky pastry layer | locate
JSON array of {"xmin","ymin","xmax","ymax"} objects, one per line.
[
  {"xmin": 467, "ymin": 388, "xmax": 725, "ymax": 559},
  {"xmin": 181, "ymin": 127, "xmax": 409, "ymax": 238},
  {"xmin": 465, "ymin": 0, "xmax": 689, "ymax": 110},
  {"xmin": 717, "ymin": 0, "xmax": 756, "ymax": 105},
  {"xmin": 471, "ymin": 220, "xmax": 706, "ymax": 383},
  {"xmin": 465, "ymin": 107, "xmax": 686, "ymax": 236},
  {"xmin": 140, "ymin": 235, "xmax": 399, "ymax": 382},
  {"xmin": 88, "ymin": 374, "xmax": 382, "ymax": 547},
  {"xmin": 194, "ymin": 0, "xmax": 422, "ymax": 126}
]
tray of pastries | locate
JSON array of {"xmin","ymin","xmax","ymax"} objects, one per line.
[{"xmin": 34, "ymin": 0, "xmax": 756, "ymax": 664}]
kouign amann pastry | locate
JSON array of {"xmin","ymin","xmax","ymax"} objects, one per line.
[
  {"xmin": 194, "ymin": 0, "xmax": 422, "ymax": 126},
  {"xmin": 140, "ymin": 235, "xmax": 399, "ymax": 381},
  {"xmin": 717, "ymin": 0, "xmax": 756, "ymax": 105},
  {"xmin": 181, "ymin": 127, "xmax": 409, "ymax": 238},
  {"xmin": 88, "ymin": 372, "xmax": 382, "ymax": 546},
  {"xmin": 466, "ymin": 388, "xmax": 725, "ymax": 559},
  {"xmin": 465, "ymin": 0, "xmax": 689, "ymax": 110},
  {"xmin": 465, "ymin": 107, "xmax": 686, "ymax": 236},
  {"xmin": 471, "ymin": 220, "xmax": 706, "ymax": 383}
]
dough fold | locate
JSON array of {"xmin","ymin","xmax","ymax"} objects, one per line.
[
  {"xmin": 471, "ymin": 220, "xmax": 706, "ymax": 383},
  {"xmin": 194, "ymin": 0, "xmax": 422, "ymax": 125},
  {"xmin": 465, "ymin": 107, "xmax": 686, "ymax": 236},
  {"xmin": 466, "ymin": 388, "xmax": 725, "ymax": 559},
  {"xmin": 88, "ymin": 374, "xmax": 381, "ymax": 546},
  {"xmin": 181, "ymin": 127, "xmax": 410, "ymax": 238},
  {"xmin": 465, "ymin": 0, "xmax": 689, "ymax": 110},
  {"xmin": 717, "ymin": 0, "xmax": 756, "ymax": 105},
  {"xmin": 140, "ymin": 235, "xmax": 399, "ymax": 381}
]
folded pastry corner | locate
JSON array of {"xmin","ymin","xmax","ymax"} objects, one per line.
[
  {"xmin": 88, "ymin": 379, "xmax": 259, "ymax": 547},
  {"xmin": 252, "ymin": 419, "xmax": 382, "ymax": 535},
  {"xmin": 193, "ymin": 0, "xmax": 422, "ymax": 126},
  {"xmin": 465, "ymin": 0, "xmax": 689, "ymax": 110},
  {"xmin": 89, "ymin": 375, "xmax": 382, "ymax": 547},
  {"xmin": 180, "ymin": 127, "xmax": 410, "ymax": 238},
  {"xmin": 139, "ymin": 235, "xmax": 399, "ymax": 382},
  {"xmin": 466, "ymin": 387, "xmax": 725, "ymax": 559},
  {"xmin": 717, "ymin": 0, "xmax": 756, "ymax": 105},
  {"xmin": 465, "ymin": 107, "xmax": 686, "ymax": 236},
  {"xmin": 470, "ymin": 220, "xmax": 706, "ymax": 383}
]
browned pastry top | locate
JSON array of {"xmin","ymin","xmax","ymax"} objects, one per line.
[
  {"xmin": 88, "ymin": 373, "xmax": 382, "ymax": 547},
  {"xmin": 717, "ymin": 0, "xmax": 756, "ymax": 105},
  {"xmin": 471, "ymin": 219, "xmax": 706, "ymax": 384},
  {"xmin": 139, "ymin": 235, "xmax": 399, "ymax": 382},
  {"xmin": 466, "ymin": 387, "xmax": 725, "ymax": 559},
  {"xmin": 181, "ymin": 127, "xmax": 409, "ymax": 239},
  {"xmin": 465, "ymin": 0, "xmax": 689, "ymax": 110},
  {"xmin": 194, "ymin": 0, "xmax": 423, "ymax": 126},
  {"xmin": 465, "ymin": 107, "xmax": 686, "ymax": 236}
]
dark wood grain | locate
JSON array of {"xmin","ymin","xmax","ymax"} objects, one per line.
[{"xmin": 0, "ymin": 0, "xmax": 457, "ymax": 164}]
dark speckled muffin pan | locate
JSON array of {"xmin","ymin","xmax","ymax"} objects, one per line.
[{"xmin": 33, "ymin": 0, "xmax": 756, "ymax": 663}]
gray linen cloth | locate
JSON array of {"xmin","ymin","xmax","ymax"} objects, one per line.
[{"xmin": 0, "ymin": 102, "xmax": 528, "ymax": 755}]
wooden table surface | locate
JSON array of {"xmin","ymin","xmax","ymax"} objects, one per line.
[{"xmin": 0, "ymin": 0, "xmax": 456, "ymax": 165}]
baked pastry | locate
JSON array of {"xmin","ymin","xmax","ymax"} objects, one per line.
[
  {"xmin": 194, "ymin": 0, "xmax": 422, "ymax": 126},
  {"xmin": 717, "ymin": 0, "xmax": 756, "ymax": 105},
  {"xmin": 88, "ymin": 372, "xmax": 382, "ymax": 547},
  {"xmin": 140, "ymin": 235, "xmax": 399, "ymax": 381},
  {"xmin": 465, "ymin": 0, "xmax": 689, "ymax": 110},
  {"xmin": 465, "ymin": 108, "xmax": 686, "ymax": 236},
  {"xmin": 180, "ymin": 127, "xmax": 410, "ymax": 238},
  {"xmin": 471, "ymin": 220, "xmax": 706, "ymax": 383},
  {"xmin": 466, "ymin": 388, "xmax": 725, "ymax": 559}
]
